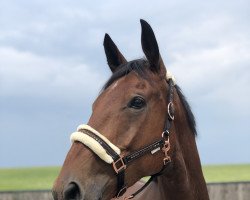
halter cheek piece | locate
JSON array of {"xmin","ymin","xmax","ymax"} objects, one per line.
[{"xmin": 70, "ymin": 76, "xmax": 175, "ymax": 199}]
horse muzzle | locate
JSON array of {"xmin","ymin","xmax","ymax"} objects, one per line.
[{"xmin": 52, "ymin": 174, "xmax": 113, "ymax": 200}]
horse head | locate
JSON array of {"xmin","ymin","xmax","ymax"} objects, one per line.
[{"xmin": 52, "ymin": 20, "xmax": 209, "ymax": 200}]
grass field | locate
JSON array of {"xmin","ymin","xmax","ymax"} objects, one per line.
[
  {"xmin": 0, "ymin": 167, "xmax": 59, "ymax": 191},
  {"xmin": 0, "ymin": 164, "xmax": 249, "ymax": 191}
]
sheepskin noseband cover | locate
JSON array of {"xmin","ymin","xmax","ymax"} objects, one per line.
[{"xmin": 70, "ymin": 124, "xmax": 121, "ymax": 164}]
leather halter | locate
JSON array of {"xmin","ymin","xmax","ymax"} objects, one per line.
[{"xmin": 76, "ymin": 78, "xmax": 175, "ymax": 199}]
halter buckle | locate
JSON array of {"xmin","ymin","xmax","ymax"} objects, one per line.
[
  {"xmin": 162, "ymin": 139, "xmax": 171, "ymax": 165},
  {"xmin": 113, "ymin": 156, "xmax": 126, "ymax": 174},
  {"xmin": 163, "ymin": 156, "xmax": 171, "ymax": 165}
]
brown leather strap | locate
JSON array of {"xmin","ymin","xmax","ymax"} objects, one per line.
[
  {"xmin": 78, "ymin": 129, "xmax": 120, "ymax": 161},
  {"xmin": 123, "ymin": 139, "xmax": 164, "ymax": 164}
]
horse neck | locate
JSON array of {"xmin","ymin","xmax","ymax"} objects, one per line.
[{"xmin": 156, "ymin": 92, "xmax": 209, "ymax": 200}]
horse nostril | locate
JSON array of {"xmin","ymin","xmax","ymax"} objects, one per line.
[{"xmin": 63, "ymin": 182, "xmax": 81, "ymax": 200}]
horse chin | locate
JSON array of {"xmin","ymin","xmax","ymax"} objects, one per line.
[
  {"xmin": 80, "ymin": 187, "xmax": 115, "ymax": 200},
  {"xmin": 83, "ymin": 183, "xmax": 116, "ymax": 200}
]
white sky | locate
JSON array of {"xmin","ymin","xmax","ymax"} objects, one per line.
[{"xmin": 0, "ymin": 0, "xmax": 249, "ymax": 167}]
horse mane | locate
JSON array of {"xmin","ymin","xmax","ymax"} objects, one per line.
[{"xmin": 102, "ymin": 59, "xmax": 197, "ymax": 136}]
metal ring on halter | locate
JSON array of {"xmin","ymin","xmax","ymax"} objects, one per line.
[
  {"xmin": 162, "ymin": 130, "xmax": 170, "ymax": 138},
  {"xmin": 116, "ymin": 186, "xmax": 128, "ymax": 198},
  {"xmin": 167, "ymin": 102, "xmax": 174, "ymax": 120}
]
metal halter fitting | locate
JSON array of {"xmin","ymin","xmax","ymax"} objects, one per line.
[{"xmin": 70, "ymin": 78, "xmax": 175, "ymax": 199}]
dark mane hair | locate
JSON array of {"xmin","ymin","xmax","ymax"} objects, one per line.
[
  {"xmin": 103, "ymin": 59, "xmax": 149, "ymax": 90},
  {"xmin": 102, "ymin": 59, "xmax": 197, "ymax": 136}
]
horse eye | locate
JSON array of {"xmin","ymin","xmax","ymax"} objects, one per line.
[{"xmin": 128, "ymin": 96, "xmax": 146, "ymax": 109}]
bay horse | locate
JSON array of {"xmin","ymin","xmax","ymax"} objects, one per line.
[{"xmin": 52, "ymin": 20, "xmax": 209, "ymax": 200}]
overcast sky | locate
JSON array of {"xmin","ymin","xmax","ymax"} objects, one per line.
[{"xmin": 0, "ymin": 0, "xmax": 249, "ymax": 167}]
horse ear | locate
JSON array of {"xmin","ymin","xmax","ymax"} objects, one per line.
[
  {"xmin": 140, "ymin": 19, "xmax": 166, "ymax": 75},
  {"xmin": 103, "ymin": 33, "xmax": 127, "ymax": 73}
]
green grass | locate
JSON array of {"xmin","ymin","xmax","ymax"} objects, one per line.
[
  {"xmin": 0, "ymin": 164, "xmax": 249, "ymax": 191},
  {"xmin": 0, "ymin": 166, "xmax": 60, "ymax": 191},
  {"xmin": 203, "ymin": 164, "xmax": 250, "ymax": 183}
]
